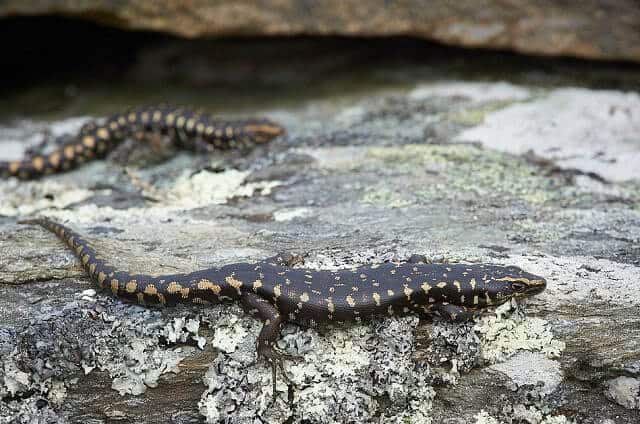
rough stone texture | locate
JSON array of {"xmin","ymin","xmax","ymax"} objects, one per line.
[
  {"xmin": 2, "ymin": 0, "xmax": 640, "ymax": 63},
  {"xmin": 1, "ymin": 42, "xmax": 639, "ymax": 423}
]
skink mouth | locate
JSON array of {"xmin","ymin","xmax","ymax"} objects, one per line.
[
  {"xmin": 243, "ymin": 123, "xmax": 286, "ymax": 142},
  {"xmin": 525, "ymin": 279, "xmax": 547, "ymax": 296}
]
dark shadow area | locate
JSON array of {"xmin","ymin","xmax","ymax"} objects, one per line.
[{"xmin": 1, "ymin": 15, "xmax": 639, "ymax": 118}]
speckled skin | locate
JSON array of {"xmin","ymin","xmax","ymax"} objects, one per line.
[
  {"xmin": 21, "ymin": 218, "xmax": 546, "ymax": 363},
  {"xmin": 1, "ymin": 105, "xmax": 285, "ymax": 180}
]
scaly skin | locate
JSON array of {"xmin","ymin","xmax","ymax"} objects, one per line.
[
  {"xmin": 20, "ymin": 218, "xmax": 546, "ymax": 364},
  {"xmin": 1, "ymin": 105, "xmax": 285, "ymax": 180}
]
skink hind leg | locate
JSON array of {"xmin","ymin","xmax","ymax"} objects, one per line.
[
  {"xmin": 241, "ymin": 291, "xmax": 299, "ymax": 399},
  {"xmin": 407, "ymin": 254, "xmax": 428, "ymax": 264}
]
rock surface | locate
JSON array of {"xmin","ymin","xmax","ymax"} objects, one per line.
[
  {"xmin": 2, "ymin": 0, "xmax": 640, "ymax": 63},
  {"xmin": 0, "ymin": 42, "xmax": 639, "ymax": 423}
]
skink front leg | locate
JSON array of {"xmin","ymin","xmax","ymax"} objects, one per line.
[
  {"xmin": 241, "ymin": 291, "xmax": 295, "ymax": 398},
  {"xmin": 259, "ymin": 252, "xmax": 305, "ymax": 267}
]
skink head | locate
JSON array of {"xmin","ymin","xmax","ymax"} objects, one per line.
[
  {"xmin": 484, "ymin": 266, "xmax": 547, "ymax": 304},
  {"xmin": 241, "ymin": 119, "xmax": 286, "ymax": 144}
]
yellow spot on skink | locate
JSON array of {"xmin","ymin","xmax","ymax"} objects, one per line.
[
  {"xmin": 32, "ymin": 157, "xmax": 45, "ymax": 172},
  {"xmin": 126, "ymin": 280, "xmax": 138, "ymax": 293},
  {"xmin": 197, "ymin": 279, "xmax": 213, "ymax": 290},
  {"xmin": 110, "ymin": 279, "xmax": 119, "ymax": 295},
  {"xmin": 167, "ymin": 282, "xmax": 183, "ymax": 294},
  {"xmin": 8, "ymin": 161, "xmax": 21, "ymax": 174},
  {"xmin": 225, "ymin": 275, "xmax": 243, "ymax": 295},
  {"xmin": 326, "ymin": 298, "xmax": 335, "ymax": 313},
  {"xmin": 63, "ymin": 145, "xmax": 75, "ymax": 159},
  {"xmin": 144, "ymin": 284, "xmax": 158, "ymax": 296},
  {"xmin": 97, "ymin": 272, "xmax": 106, "ymax": 288},
  {"xmin": 403, "ymin": 286, "xmax": 413, "ymax": 299},
  {"xmin": 346, "ymin": 295, "xmax": 356, "ymax": 307},
  {"xmin": 252, "ymin": 280, "xmax": 263, "ymax": 292},
  {"xmin": 96, "ymin": 129, "xmax": 109, "ymax": 140},
  {"xmin": 49, "ymin": 152, "xmax": 61, "ymax": 168}
]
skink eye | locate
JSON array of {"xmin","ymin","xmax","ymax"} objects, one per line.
[{"xmin": 511, "ymin": 282, "xmax": 527, "ymax": 292}]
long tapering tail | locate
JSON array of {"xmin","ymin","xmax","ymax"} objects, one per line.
[{"xmin": 19, "ymin": 218, "xmax": 232, "ymax": 306}]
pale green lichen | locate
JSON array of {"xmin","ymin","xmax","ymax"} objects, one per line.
[
  {"xmin": 361, "ymin": 188, "xmax": 414, "ymax": 208},
  {"xmin": 475, "ymin": 300, "xmax": 565, "ymax": 363},
  {"xmin": 448, "ymin": 100, "xmax": 518, "ymax": 126},
  {"xmin": 97, "ymin": 335, "xmax": 186, "ymax": 396},
  {"xmin": 365, "ymin": 144, "xmax": 558, "ymax": 206}
]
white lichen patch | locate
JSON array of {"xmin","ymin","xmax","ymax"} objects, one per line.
[
  {"xmin": 41, "ymin": 203, "xmax": 192, "ymax": 227},
  {"xmin": 273, "ymin": 207, "xmax": 313, "ymax": 222},
  {"xmin": 489, "ymin": 351, "xmax": 562, "ymax": 395},
  {"xmin": 1, "ymin": 359, "xmax": 31, "ymax": 397},
  {"xmin": 457, "ymin": 88, "xmax": 640, "ymax": 182},
  {"xmin": 475, "ymin": 300, "xmax": 565, "ymax": 363},
  {"xmin": 475, "ymin": 410, "xmax": 501, "ymax": 424},
  {"xmin": 166, "ymin": 168, "xmax": 281, "ymax": 208},
  {"xmin": 2, "ymin": 164, "xmax": 280, "ymax": 219},
  {"xmin": 476, "ymin": 406, "xmax": 575, "ymax": 424},
  {"xmin": 210, "ymin": 315, "xmax": 248, "ymax": 354},
  {"xmin": 47, "ymin": 380, "xmax": 68, "ymax": 407},
  {"xmin": 90, "ymin": 305, "xmax": 199, "ymax": 397},
  {"xmin": 97, "ymin": 336, "xmax": 185, "ymax": 396},
  {"xmin": 0, "ymin": 179, "xmax": 97, "ymax": 216},
  {"xmin": 508, "ymin": 404, "xmax": 574, "ymax": 424},
  {"xmin": 199, "ymin": 310, "xmax": 434, "ymax": 424},
  {"xmin": 605, "ymin": 376, "xmax": 640, "ymax": 410},
  {"xmin": 162, "ymin": 317, "xmax": 207, "ymax": 350}
]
